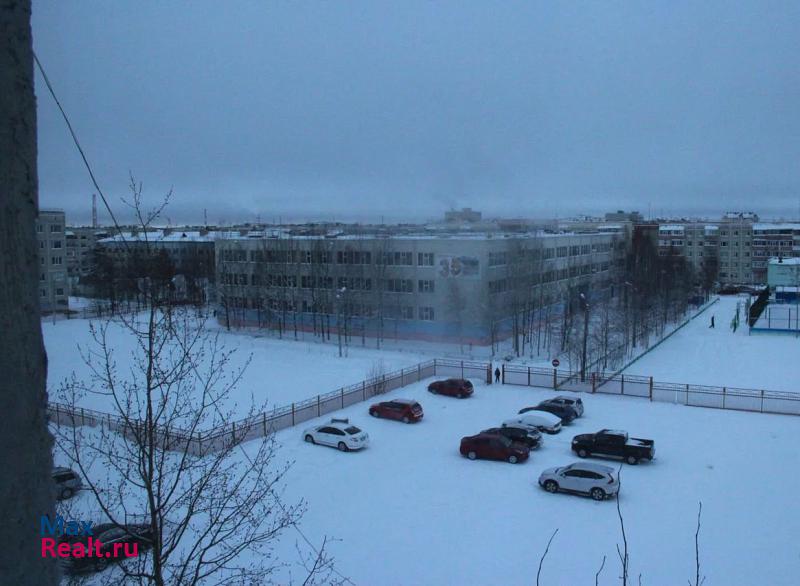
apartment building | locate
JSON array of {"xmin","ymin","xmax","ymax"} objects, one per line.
[
  {"xmin": 752, "ymin": 223, "xmax": 800, "ymax": 282},
  {"xmin": 716, "ymin": 212, "xmax": 756, "ymax": 284},
  {"xmin": 656, "ymin": 212, "xmax": 765, "ymax": 285},
  {"xmin": 65, "ymin": 227, "xmax": 111, "ymax": 286},
  {"xmin": 98, "ymin": 229, "xmax": 217, "ymax": 302},
  {"xmin": 215, "ymin": 228, "xmax": 621, "ymax": 344},
  {"xmin": 37, "ymin": 209, "xmax": 69, "ymax": 312}
]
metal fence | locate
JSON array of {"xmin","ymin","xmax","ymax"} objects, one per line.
[
  {"xmin": 501, "ymin": 363, "xmax": 800, "ymax": 416},
  {"xmin": 51, "ymin": 355, "xmax": 798, "ymax": 458},
  {"xmin": 48, "ymin": 358, "xmax": 490, "ymax": 455}
]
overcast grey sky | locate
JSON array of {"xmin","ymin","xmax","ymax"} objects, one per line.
[{"xmin": 33, "ymin": 1, "xmax": 800, "ymax": 225}]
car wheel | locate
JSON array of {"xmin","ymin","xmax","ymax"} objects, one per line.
[
  {"xmin": 304, "ymin": 434, "xmax": 315, "ymax": 444},
  {"xmin": 590, "ymin": 488, "xmax": 606, "ymax": 501},
  {"xmin": 338, "ymin": 442, "xmax": 348, "ymax": 452},
  {"xmin": 402, "ymin": 416, "xmax": 410, "ymax": 424},
  {"xmin": 459, "ymin": 393, "xmax": 467, "ymax": 398},
  {"xmin": 544, "ymin": 480, "xmax": 558, "ymax": 493},
  {"xmin": 60, "ymin": 487, "xmax": 74, "ymax": 500},
  {"xmin": 508, "ymin": 455, "xmax": 518, "ymax": 464},
  {"xmin": 626, "ymin": 455, "xmax": 639, "ymax": 465},
  {"xmin": 577, "ymin": 449, "xmax": 588, "ymax": 458},
  {"xmin": 94, "ymin": 557, "xmax": 109, "ymax": 572},
  {"xmin": 467, "ymin": 451, "xmax": 477, "ymax": 460}
]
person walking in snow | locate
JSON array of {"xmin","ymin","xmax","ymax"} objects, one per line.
[
  {"xmin": 494, "ymin": 367, "xmax": 501, "ymax": 383},
  {"xmin": 709, "ymin": 315, "xmax": 715, "ymax": 328}
]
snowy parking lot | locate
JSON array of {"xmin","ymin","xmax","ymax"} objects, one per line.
[
  {"xmin": 47, "ymin": 303, "xmax": 800, "ymax": 585},
  {"xmin": 263, "ymin": 378, "xmax": 800, "ymax": 585}
]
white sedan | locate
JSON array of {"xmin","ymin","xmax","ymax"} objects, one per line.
[{"xmin": 302, "ymin": 418, "xmax": 370, "ymax": 451}]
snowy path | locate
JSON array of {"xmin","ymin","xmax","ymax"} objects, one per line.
[{"xmin": 624, "ymin": 295, "xmax": 800, "ymax": 392}]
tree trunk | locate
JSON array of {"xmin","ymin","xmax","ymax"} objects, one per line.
[{"xmin": 0, "ymin": 1, "xmax": 58, "ymax": 582}]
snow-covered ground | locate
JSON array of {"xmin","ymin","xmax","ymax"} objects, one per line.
[
  {"xmin": 250, "ymin": 380, "xmax": 799, "ymax": 585},
  {"xmin": 624, "ymin": 295, "xmax": 800, "ymax": 391},
  {"xmin": 42, "ymin": 316, "xmax": 430, "ymax": 417}
]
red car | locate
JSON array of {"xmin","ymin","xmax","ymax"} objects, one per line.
[
  {"xmin": 460, "ymin": 433, "xmax": 529, "ymax": 464},
  {"xmin": 427, "ymin": 378, "xmax": 474, "ymax": 398},
  {"xmin": 368, "ymin": 399, "xmax": 424, "ymax": 423}
]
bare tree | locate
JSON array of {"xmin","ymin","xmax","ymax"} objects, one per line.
[
  {"xmin": 0, "ymin": 1, "xmax": 59, "ymax": 582},
  {"xmin": 690, "ymin": 502, "xmax": 705, "ymax": 586},
  {"xmin": 54, "ymin": 193, "xmax": 337, "ymax": 585},
  {"xmin": 616, "ymin": 465, "xmax": 629, "ymax": 586},
  {"xmin": 535, "ymin": 528, "xmax": 558, "ymax": 586}
]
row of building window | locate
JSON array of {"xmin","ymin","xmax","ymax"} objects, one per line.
[
  {"xmin": 37, "ymin": 224, "xmax": 63, "ymax": 233},
  {"xmin": 220, "ymin": 248, "xmax": 439, "ymax": 267},
  {"xmin": 222, "ymin": 273, "xmax": 437, "ymax": 293}
]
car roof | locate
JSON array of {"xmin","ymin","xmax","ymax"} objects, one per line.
[
  {"xmin": 521, "ymin": 411, "xmax": 560, "ymax": 423},
  {"xmin": 389, "ymin": 399, "xmax": 418, "ymax": 405},
  {"xmin": 566, "ymin": 462, "xmax": 616, "ymax": 474},
  {"xmin": 553, "ymin": 396, "xmax": 578, "ymax": 402}
]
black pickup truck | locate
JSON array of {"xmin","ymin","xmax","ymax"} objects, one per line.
[{"xmin": 571, "ymin": 429, "xmax": 655, "ymax": 465}]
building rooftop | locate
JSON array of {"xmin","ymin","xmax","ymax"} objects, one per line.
[
  {"xmin": 769, "ymin": 258, "xmax": 800, "ymax": 265},
  {"xmin": 753, "ymin": 223, "xmax": 800, "ymax": 231}
]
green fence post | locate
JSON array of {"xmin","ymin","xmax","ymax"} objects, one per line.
[{"xmin": 649, "ymin": 377, "xmax": 653, "ymax": 401}]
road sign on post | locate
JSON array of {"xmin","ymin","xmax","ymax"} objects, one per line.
[{"xmin": 551, "ymin": 359, "xmax": 560, "ymax": 368}]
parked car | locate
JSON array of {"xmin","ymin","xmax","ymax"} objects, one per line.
[
  {"xmin": 502, "ymin": 411, "xmax": 562, "ymax": 434},
  {"xmin": 427, "ymin": 378, "xmax": 474, "ymax": 398},
  {"xmin": 481, "ymin": 425, "xmax": 541, "ymax": 449},
  {"xmin": 303, "ymin": 418, "xmax": 370, "ymax": 451},
  {"xmin": 60, "ymin": 523, "xmax": 154, "ymax": 573},
  {"xmin": 460, "ymin": 433, "xmax": 530, "ymax": 464},
  {"xmin": 369, "ymin": 399, "xmax": 424, "ymax": 423},
  {"xmin": 518, "ymin": 401, "xmax": 578, "ymax": 424},
  {"xmin": 53, "ymin": 467, "xmax": 82, "ymax": 500},
  {"xmin": 571, "ymin": 429, "xmax": 655, "ymax": 465},
  {"xmin": 541, "ymin": 395, "xmax": 584, "ymax": 417},
  {"xmin": 538, "ymin": 462, "xmax": 619, "ymax": 501}
]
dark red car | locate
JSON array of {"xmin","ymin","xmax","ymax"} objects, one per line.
[
  {"xmin": 427, "ymin": 378, "xmax": 474, "ymax": 398},
  {"xmin": 368, "ymin": 399, "xmax": 424, "ymax": 423},
  {"xmin": 459, "ymin": 433, "xmax": 529, "ymax": 464}
]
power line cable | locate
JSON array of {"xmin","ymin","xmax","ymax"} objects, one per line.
[{"xmin": 33, "ymin": 50, "xmax": 129, "ymax": 250}]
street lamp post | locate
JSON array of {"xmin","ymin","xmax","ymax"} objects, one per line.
[{"xmin": 579, "ymin": 292, "xmax": 589, "ymax": 382}]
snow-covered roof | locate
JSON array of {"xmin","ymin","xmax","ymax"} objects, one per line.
[
  {"xmin": 769, "ymin": 257, "xmax": 800, "ymax": 265},
  {"xmin": 659, "ymin": 225, "xmax": 685, "ymax": 232},
  {"xmin": 753, "ymin": 223, "xmax": 800, "ymax": 231},
  {"xmin": 100, "ymin": 231, "xmax": 218, "ymax": 244}
]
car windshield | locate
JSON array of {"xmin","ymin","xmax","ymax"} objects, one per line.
[
  {"xmin": 344, "ymin": 426, "xmax": 362, "ymax": 435},
  {"xmin": 497, "ymin": 436, "xmax": 512, "ymax": 447}
]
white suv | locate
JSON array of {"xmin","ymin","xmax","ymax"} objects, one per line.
[
  {"xmin": 303, "ymin": 418, "xmax": 370, "ymax": 452},
  {"xmin": 538, "ymin": 462, "xmax": 619, "ymax": 500}
]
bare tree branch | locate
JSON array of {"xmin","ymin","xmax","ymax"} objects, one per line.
[
  {"xmin": 536, "ymin": 528, "xmax": 559, "ymax": 586},
  {"xmin": 595, "ymin": 555, "xmax": 606, "ymax": 586}
]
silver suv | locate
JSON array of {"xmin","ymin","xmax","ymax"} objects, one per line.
[
  {"xmin": 53, "ymin": 467, "xmax": 82, "ymax": 500},
  {"xmin": 538, "ymin": 462, "xmax": 618, "ymax": 501}
]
